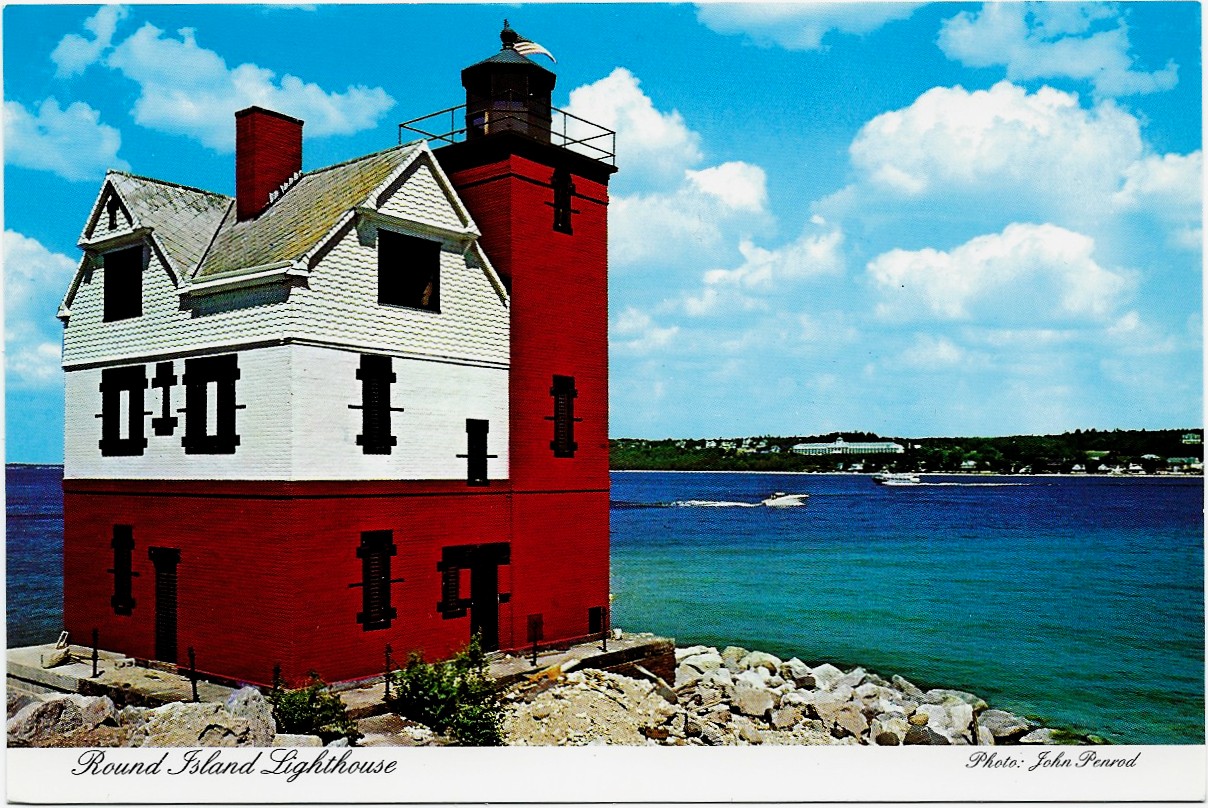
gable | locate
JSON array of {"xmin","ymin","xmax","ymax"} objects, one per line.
[
  {"xmin": 81, "ymin": 181, "xmax": 136, "ymax": 242},
  {"xmin": 375, "ymin": 159, "xmax": 470, "ymax": 234}
]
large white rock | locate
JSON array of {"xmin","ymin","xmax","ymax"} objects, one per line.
[
  {"xmin": 6, "ymin": 695, "xmax": 117, "ymax": 746},
  {"xmin": 741, "ymin": 651, "xmax": 783, "ymax": 674},
  {"xmin": 675, "ymin": 666, "xmax": 704, "ymax": 690},
  {"xmin": 923, "ymin": 688, "xmax": 989, "ymax": 712},
  {"xmin": 837, "ymin": 667, "xmax": 867, "ymax": 689},
  {"xmin": 732, "ymin": 682, "xmax": 775, "ymax": 719},
  {"xmin": 809, "ymin": 663, "xmax": 846, "ymax": 691},
  {"xmin": 699, "ymin": 667, "xmax": 734, "ymax": 690},
  {"xmin": 779, "ymin": 658, "xmax": 815, "ymax": 689},
  {"xmin": 914, "ymin": 703, "xmax": 973, "ymax": 745},
  {"xmin": 675, "ymin": 645, "xmax": 712, "ymax": 663},
  {"xmin": 816, "ymin": 701, "xmax": 868, "ymax": 740},
  {"xmin": 870, "ymin": 713, "xmax": 910, "ymax": 745},
  {"xmin": 977, "ymin": 709, "xmax": 1035, "ymax": 741},
  {"xmin": 891, "ymin": 674, "xmax": 925, "ymax": 699},
  {"xmin": 720, "ymin": 646, "xmax": 749, "ymax": 671},
  {"xmin": 680, "ymin": 651, "xmax": 724, "ymax": 673}
]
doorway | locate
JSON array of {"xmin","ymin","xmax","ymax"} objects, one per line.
[
  {"xmin": 148, "ymin": 547, "xmax": 180, "ymax": 664},
  {"xmin": 437, "ymin": 543, "xmax": 510, "ymax": 650}
]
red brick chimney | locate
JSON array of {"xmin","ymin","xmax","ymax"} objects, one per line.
[{"xmin": 235, "ymin": 106, "xmax": 303, "ymax": 221}]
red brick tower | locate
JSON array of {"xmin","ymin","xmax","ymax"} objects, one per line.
[{"xmin": 432, "ymin": 24, "xmax": 617, "ymax": 650}]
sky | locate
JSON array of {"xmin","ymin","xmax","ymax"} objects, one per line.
[{"xmin": 3, "ymin": 2, "xmax": 1202, "ymax": 461}]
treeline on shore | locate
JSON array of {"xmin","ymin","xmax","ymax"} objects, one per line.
[{"xmin": 610, "ymin": 428, "xmax": 1204, "ymax": 474}]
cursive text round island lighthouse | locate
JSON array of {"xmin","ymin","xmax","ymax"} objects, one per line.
[{"xmin": 59, "ymin": 25, "xmax": 617, "ymax": 686}]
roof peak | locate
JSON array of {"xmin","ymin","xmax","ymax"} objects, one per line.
[{"xmin": 108, "ymin": 170, "xmax": 230, "ymax": 200}]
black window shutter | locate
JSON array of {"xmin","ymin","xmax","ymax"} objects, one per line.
[
  {"xmin": 103, "ymin": 245, "xmax": 143, "ymax": 322},
  {"xmin": 549, "ymin": 375, "xmax": 579, "ymax": 457},
  {"xmin": 150, "ymin": 361, "xmax": 178, "ymax": 437},
  {"xmin": 464, "ymin": 419, "xmax": 493, "ymax": 486},
  {"xmin": 109, "ymin": 525, "xmax": 137, "ymax": 615},
  {"xmin": 354, "ymin": 354, "xmax": 398, "ymax": 454},
  {"xmin": 99, "ymin": 365, "xmax": 148, "ymax": 456},
  {"xmin": 355, "ymin": 530, "xmax": 398, "ymax": 631},
  {"xmin": 182, "ymin": 354, "xmax": 241, "ymax": 454}
]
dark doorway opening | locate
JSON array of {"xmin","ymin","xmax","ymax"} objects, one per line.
[
  {"xmin": 437, "ymin": 543, "xmax": 511, "ymax": 650},
  {"xmin": 148, "ymin": 547, "xmax": 180, "ymax": 664}
]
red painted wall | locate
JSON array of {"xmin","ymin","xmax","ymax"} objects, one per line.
[{"xmin": 64, "ymin": 484, "xmax": 514, "ymax": 686}]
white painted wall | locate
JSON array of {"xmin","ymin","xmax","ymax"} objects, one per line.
[{"xmin": 65, "ymin": 344, "xmax": 509, "ymax": 482}]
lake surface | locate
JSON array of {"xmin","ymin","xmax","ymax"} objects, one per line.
[
  {"xmin": 610, "ymin": 471, "xmax": 1204, "ymax": 744},
  {"xmin": 7, "ymin": 465, "xmax": 1203, "ymax": 743}
]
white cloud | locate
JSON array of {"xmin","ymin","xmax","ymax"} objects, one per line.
[
  {"xmin": 897, "ymin": 335, "xmax": 973, "ymax": 369},
  {"xmin": 4, "ymin": 231, "xmax": 76, "ymax": 388},
  {"xmin": 565, "ymin": 67, "xmax": 702, "ymax": 184},
  {"xmin": 848, "ymin": 82, "xmax": 1141, "ymax": 203},
  {"xmin": 566, "ymin": 68, "xmax": 771, "ymax": 267},
  {"xmin": 685, "ymin": 162, "xmax": 768, "ymax": 212},
  {"xmin": 697, "ymin": 3, "xmax": 922, "ymax": 51},
  {"xmin": 4, "ymin": 98, "xmax": 128, "ymax": 181},
  {"xmin": 1113, "ymin": 151, "xmax": 1202, "ymax": 211},
  {"xmin": 104, "ymin": 23, "xmax": 394, "ymax": 151},
  {"xmin": 51, "ymin": 5, "xmax": 128, "ymax": 77},
  {"xmin": 938, "ymin": 3, "xmax": 1178, "ymax": 97},
  {"xmin": 867, "ymin": 222, "xmax": 1133, "ymax": 324},
  {"xmin": 612, "ymin": 307, "xmax": 680, "ymax": 355}
]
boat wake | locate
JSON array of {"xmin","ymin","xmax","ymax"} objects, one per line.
[
  {"xmin": 669, "ymin": 499, "xmax": 761, "ymax": 508},
  {"xmin": 912, "ymin": 482, "xmax": 1031, "ymax": 487}
]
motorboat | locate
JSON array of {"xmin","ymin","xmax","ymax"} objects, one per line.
[
  {"xmin": 761, "ymin": 492, "xmax": 810, "ymax": 507},
  {"xmin": 872, "ymin": 472, "xmax": 921, "ymax": 486}
]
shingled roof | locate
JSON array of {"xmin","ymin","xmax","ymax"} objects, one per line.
[
  {"xmin": 196, "ymin": 143, "xmax": 423, "ymax": 278},
  {"xmin": 103, "ymin": 172, "xmax": 233, "ymax": 277}
]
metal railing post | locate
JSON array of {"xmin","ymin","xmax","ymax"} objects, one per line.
[
  {"xmin": 91, "ymin": 628, "xmax": 99, "ymax": 677},
  {"xmin": 188, "ymin": 646, "xmax": 199, "ymax": 702}
]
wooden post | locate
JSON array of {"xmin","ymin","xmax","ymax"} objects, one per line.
[{"xmin": 188, "ymin": 646, "xmax": 199, "ymax": 702}]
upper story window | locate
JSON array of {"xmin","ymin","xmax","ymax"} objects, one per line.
[
  {"xmin": 378, "ymin": 229, "xmax": 440, "ymax": 312},
  {"xmin": 103, "ymin": 245, "xmax": 143, "ymax": 322},
  {"xmin": 548, "ymin": 375, "xmax": 580, "ymax": 458},
  {"xmin": 99, "ymin": 365, "xmax": 148, "ymax": 457},
  {"xmin": 462, "ymin": 419, "xmax": 494, "ymax": 486},
  {"xmin": 551, "ymin": 168, "xmax": 575, "ymax": 234},
  {"xmin": 182, "ymin": 354, "xmax": 241, "ymax": 454}
]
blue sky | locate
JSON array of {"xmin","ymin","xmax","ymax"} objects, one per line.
[{"xmin": 3, "ymin": 3, "xmax": 1202, "ymax": 460}]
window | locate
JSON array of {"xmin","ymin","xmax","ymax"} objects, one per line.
[
  {"xmin": 182, "ymin": 354, "xmax": 241, "ymax": 454},
  {"xmin": 150, "ymin": 362, "xmax": 178, "ymax": 437},
  {"xmin": 103, "ymin": 245, "xmax": 143, "ymax": 322},
  {"xmin": 551, "ymin": 168, "xmax": 575, "ymax": 234},
  {"xmin": 109, "ymin": 526, "xmax": 137, "ymax": 615},
  {"xmin": 99, "ymin": 365, "xmax": 148, "ymax": 456},
  {"xmin": 548, "ymin": 375, "xmax": 580, "ymax": 458},
  {"xmin": 353, "ymin": 531, "xmax": 399, "ymax": 631},
  {"xmin": 378, "ymin": 229, "xmax": 440, "ymax": 311},
  {"xmin": 461, "ymin": 419, "xmax": 494, "ymax": 486},
  {"xmin": 352, "ymin": 354, "xmax": 399, "ymax": 454}
]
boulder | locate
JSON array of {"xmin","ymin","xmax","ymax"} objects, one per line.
[
  {"xmin": 837, "ymin": 667, "xmax": 867, "ymax": 689},
  {"xmin": 779, "ymin": 658, "xmax": 815, "ymax": 689},
  {"xmin": 225, "ymin": 687, "xmax": 276, "ymax": 745},
  {"xmin": 720, "ymin": 646, "xmax": 749, "ymax": 671},
  {"xmin": 809, "ymin": 663, "xmax": 845, "ymax": 691},
  {"xmin": 741, "ymin": 651, "xmax": 783, "ymax": 674},
  {"xmin": 803, "ymin": 683, "xmax": 853, "ymax": 710},
  {"xmin": 130, "ymin": 700, "xmax": 274, "ymax": 747},
  {"xmin": 770, "ymin": 706, "xmax": 802, "ymax": 730},
  {"xmin": 7, "ymin": 695, "xmax": 117, "ymax": 746},
  {"xmin": 40, "ymin": 647, "xmax": 71, "ymax": 669},
  {"xmin": 1019, "ymin": 728, "xmax": 1062, "ymax": 744},
  {"xmin": 853, "ymin": 683, "xmax": 895, "ymax": 717},
  {"xmin": 733, "ymin": 669, "xmax": 768, "ymax": 689},
  {"xmin": 816, "ymin": 702, "xmax": 868, "ymax": 740},
  {"xmin": 7, "ymin": 691, "xmax": 41, "ymax": 720},
  {"xmin": 914, "ymin": 703, "xmax": 972, "ymax": 745},
  {"xmin": 700, "ymin": 724, "xmax": 729, "ymax": 746},
  {"xmin": 732, "ymin": 682, "xmax": 775, "ymax": 719},
  {"xmin": 891, "ymin": 674, "xmax": 925, "ymax": 699},
  {"xmin": 923, "ymin": 688, "xmax": 989, "ymax": 712},
  {"xmin": 674, "ymin": 666, "xmax": 704, "ymax": 690},
  {"xmin": 904, "ymin": 724, "xmax": 951, "ymax": 745},
  {"xmin": 731, "ymin": 716, "xmax": 764, "ymax": 744},
  {"xmin": 680, "ymin": 651, "xmax": 724, "ymax": 673},
  {"xmin": 273, "ymin": 734, "xmax": 323, "ymax": 747},
  {"xmin": 675, "ymin": 645, "xmax": 712, "ymax": 663},
  {"xmin": 779, "ymin": 691, "xmax": 811, "ymax": 709},
  {"xmin": 976, "ymin": 724, "xmax": 996, "ymax": 745},
  {"xmin": 977, "ymin": 709, "xmax": 1036, "ymax": 742},
  {"xmin": 699, "ymin": 667, "xmax": 733, "ymax": 690},
  {"xmin": 870, "ymin": 713, "xmax": 910, "ymax": 746},
  {"xmin": 684, "ymin": 718, "xmax": 703, "ymax": 737},
  {"xmin": 864, "ymin": 672, "xmax": 891, "ymax": 688}
]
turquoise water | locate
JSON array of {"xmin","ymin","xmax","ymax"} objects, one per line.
[{"xmin": 610, "ymin": 472, "xmax": 1204, "ymax": 744}]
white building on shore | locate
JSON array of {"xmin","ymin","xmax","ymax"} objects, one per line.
[{"xmin": 790, "ymin": 436, "xmax": 905, "ymax": 456}]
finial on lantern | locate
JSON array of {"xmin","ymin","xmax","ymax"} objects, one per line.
[{"xmin": 501, "ymin": 20, "xmax": 519, "ymax": 49}]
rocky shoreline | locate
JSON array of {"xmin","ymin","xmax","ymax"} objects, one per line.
[
  {"xmin": 504, "ymin": 643, "xmax": 1100, "ymax": 746},
  {"xmin": 8, "ymin": 641, "xmax": 1101, "ymax": 748}
]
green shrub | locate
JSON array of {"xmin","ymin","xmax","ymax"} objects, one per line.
[
  {"xmin": 387, "ymin": 635, "xmax": 504, "ymax": 746},
  {"xmin": 268, "ymin": 671, "xmax": 362, "ymax": 745}
]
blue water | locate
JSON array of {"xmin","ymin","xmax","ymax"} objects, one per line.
[
  {"xmin": 610, "ymin": 471, "xmax": 1204, "ymax": 745},
  {"xmin": 7, "ymin": 466, "xmax": 1203, "ymax": 743}
]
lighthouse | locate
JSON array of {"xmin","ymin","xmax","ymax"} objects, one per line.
[{"xmin": 59, "ymin": 26, "xmax": 615, "ymax": 686}]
